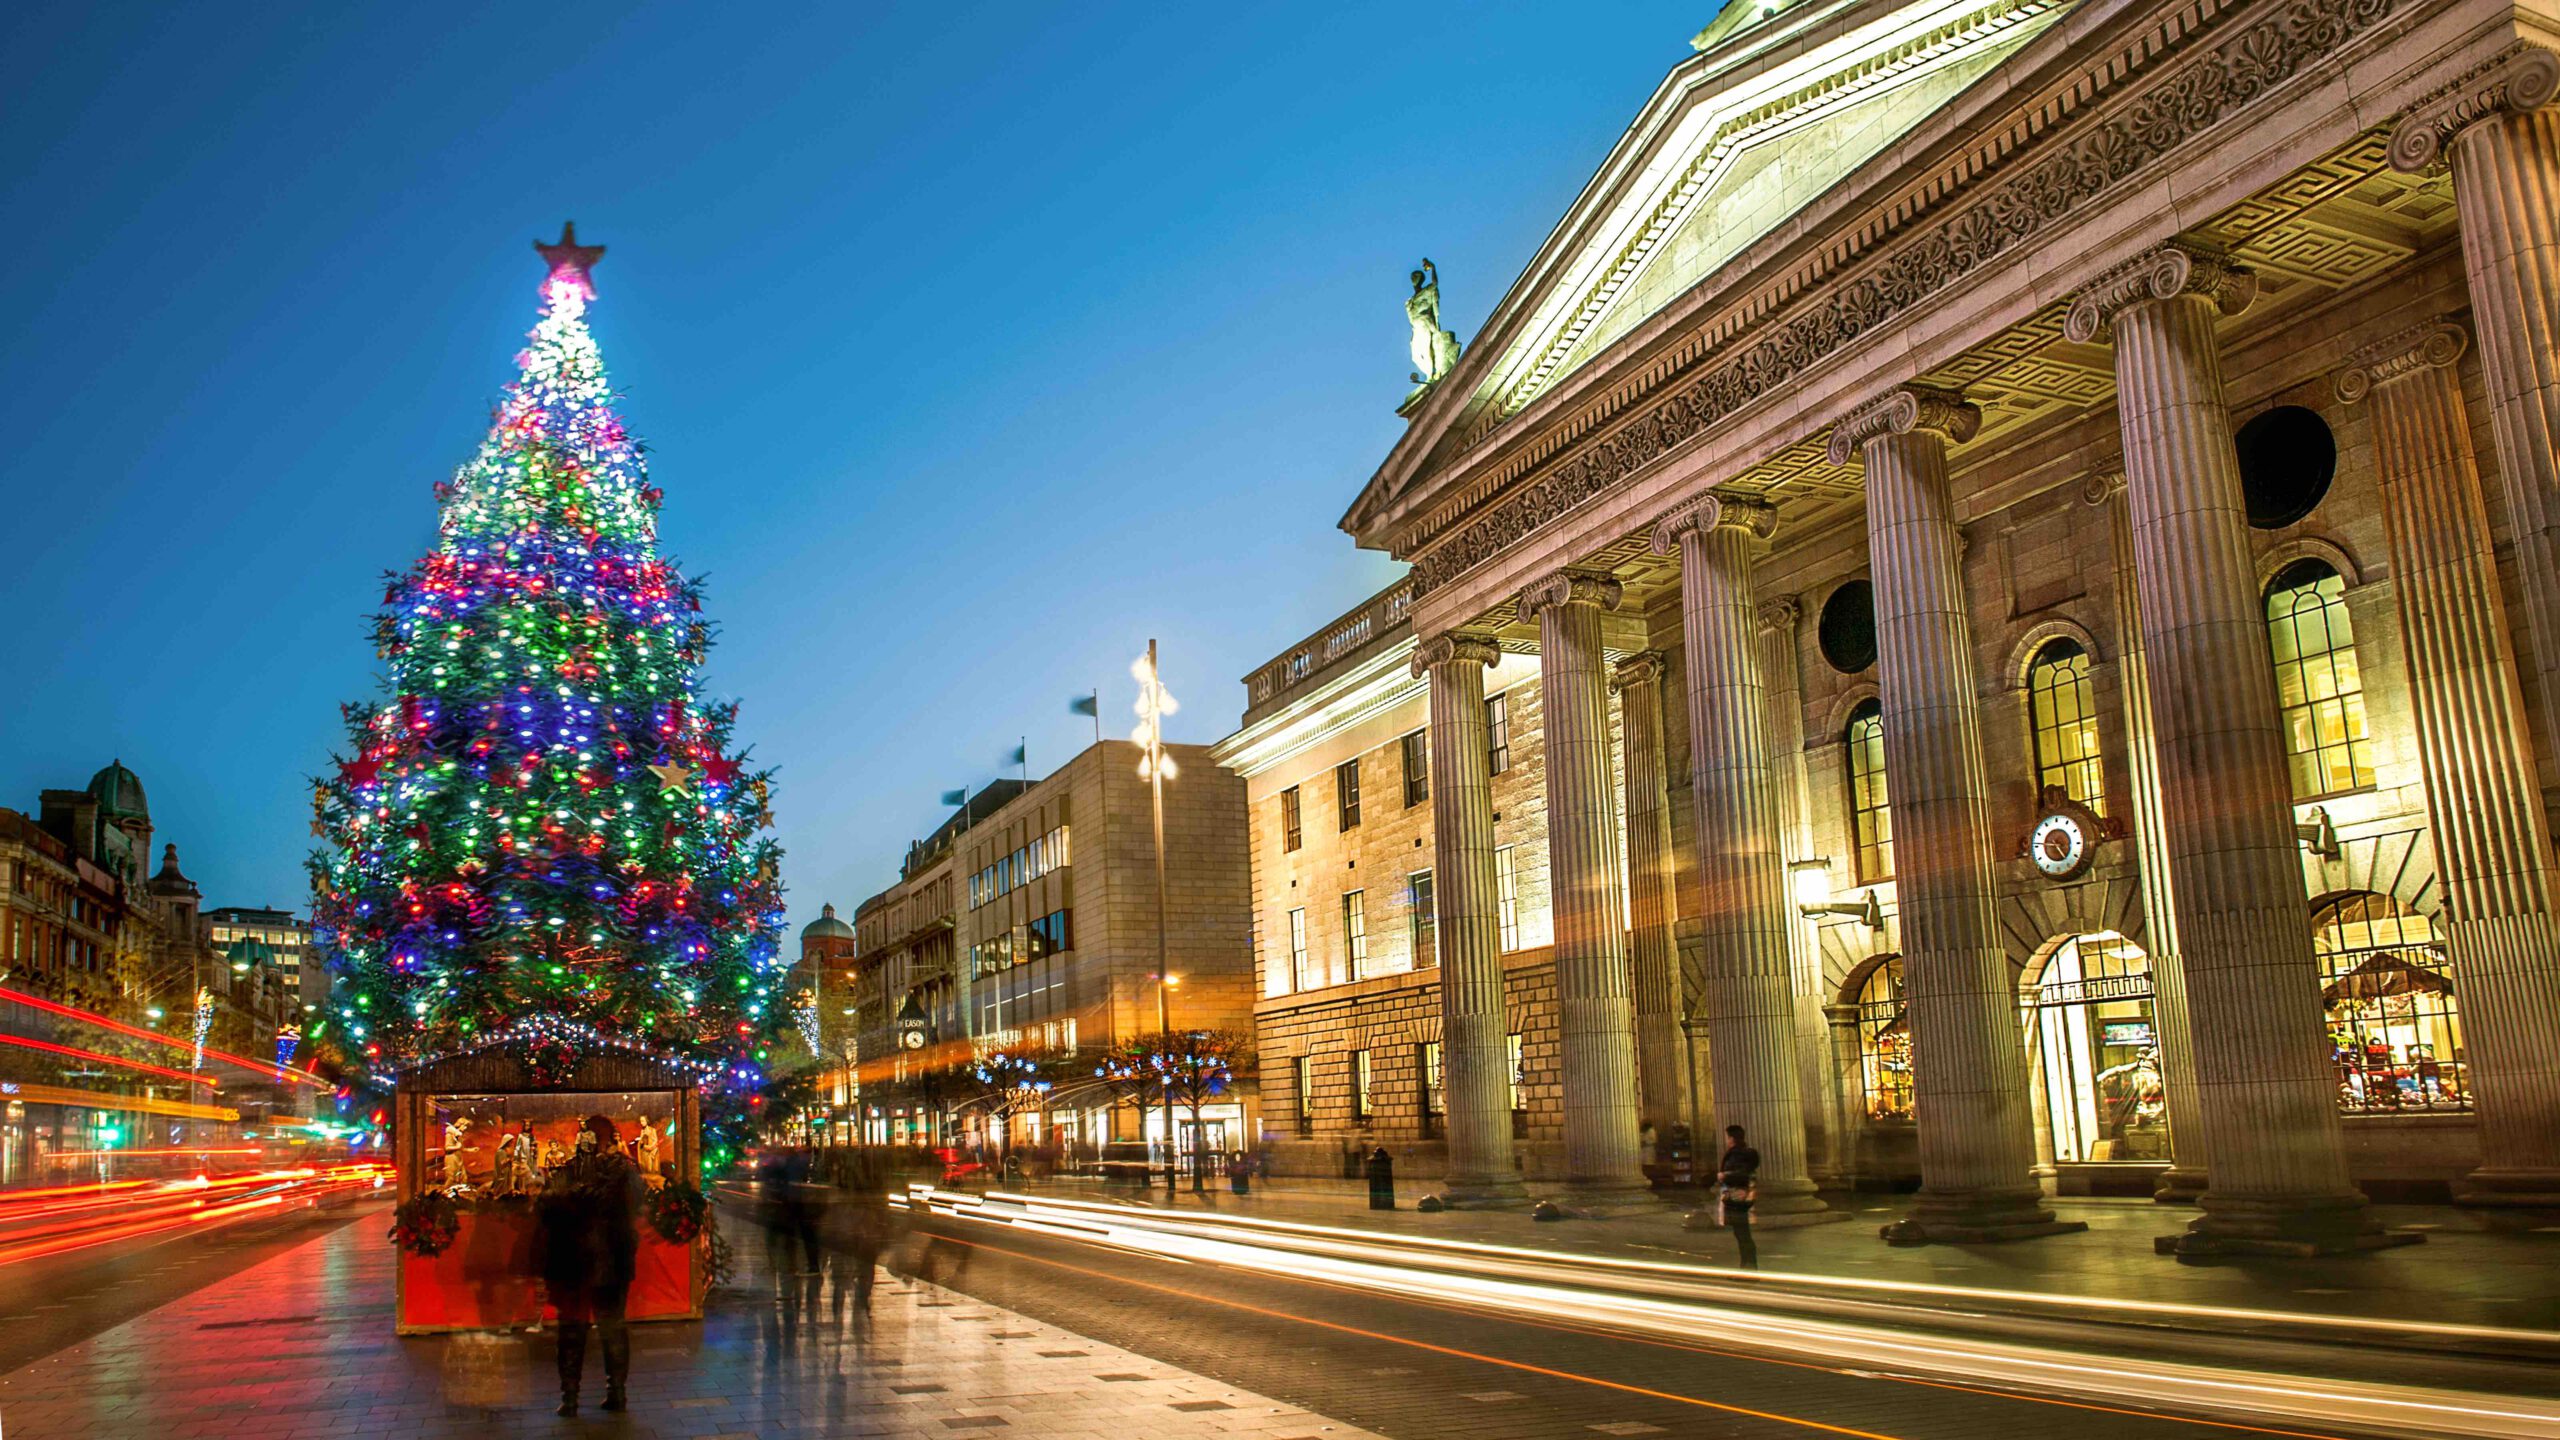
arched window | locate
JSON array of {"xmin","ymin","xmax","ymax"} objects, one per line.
[
  {"xmin": 2266, "ymin": 559, "xmax": 2375, "ymax": 797},
  {"xmin": 1854, "ymin": 959, "xmax": 1912, "ymax": 1121},
  {"xmin": 1845, "ymin": 699, "xmax": 1893, "ymax": 882},
  {"xmin": 2314, "ymin": 893, "xmax": 2465, "ymax": 1114},
  {"xmin": 2027, "ymin": 639, "xmax": 2104, "ymax": 813}
]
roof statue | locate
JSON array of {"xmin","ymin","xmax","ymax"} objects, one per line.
[{"xmin": 1402, "ymin": 259, "xmax": 1463, "ymax": 414}]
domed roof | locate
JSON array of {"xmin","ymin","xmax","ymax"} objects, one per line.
[
  {"xmin": 801, "ymin": 903, "xmax": 855, "ymax": 941},
  {"xmin": 88, "ymin": 760, "xmax": 148, "ymax": 820},
  {"xmin": 149, "ymin": 843, "xmax": 199, "ymax": 897},
  {"xmin": 226, "ymin": 934, "xmax": 278, "ymax": 970}
]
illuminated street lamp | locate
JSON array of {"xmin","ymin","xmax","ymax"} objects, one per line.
[
  {"xmin": 1135, "ymin": 641, "xmax": 1182, "ymax": 1194},
  {"xmin": 1790, "ymin": 857, "xmax": 1883, "ymax": 928}
]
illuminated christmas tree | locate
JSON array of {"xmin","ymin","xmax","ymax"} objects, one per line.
[{"xmin": 310, "ymin": 224, "xmax": 786, "ymax": 1117}]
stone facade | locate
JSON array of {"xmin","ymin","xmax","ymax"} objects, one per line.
[{"xmin": 1228, "ymin": 1, "xmax": 2560, "ymax": 1238}]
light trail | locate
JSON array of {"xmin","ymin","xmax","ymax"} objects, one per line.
[
  {"xmin": 908, "ymin": 1188, "xmax": 2560, "ymax": 1440},
  {"xmin": 0, "ymin": 1082, "xmax": 238, "ymax": 1123},
  {"xmin": 0, "ymin": 986, "xmax": 332, "ymax": 1087},
  {"xmin": 0, "ymin": 1032, "xmax": 214, "ymax": 1087},
  {"xmin": 0, "ymin": 1164, "xmax": 385, "ymax": 1269}
]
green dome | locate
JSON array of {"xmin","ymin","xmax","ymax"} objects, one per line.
[
  {"xmin": 227, "ymin": 934, "xmax": 278, "ymax": 970},
  {"xmin": 800, "ymin": 903, "xmax": 855, "ymax": 941},
  {"xmin": 88, "ymin": 760, "xmax": 148, "ymax": 820}
]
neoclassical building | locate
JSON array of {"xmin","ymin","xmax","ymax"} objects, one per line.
[{"xmin": 1218, "ymin": 0, "xmax": 2560, "ymax": 1256}]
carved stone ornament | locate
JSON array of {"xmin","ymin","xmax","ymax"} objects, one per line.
[
  {"xmin": 1610, "ymin": 650, "xmax": 1668, "ymax": 693},
  {"xmin": 2387, "ymin": 43, "xmax": 2560, "ymax": 173},
  {"xmin": 1645, "ymin": 492, "xmax": 1778, "ymax": 557},
  {"xmin": 2062, "ymin": 241, "xmax": 2257, "ymax": 345},
  {"xmin": 1755, "ymin": 594, "xmax": 1802, "ymax": 635},
  {"xmin": 1399, "ymin": 0, "xmax": 2400, "ymax": 600},
  {"xmin": 1822, "ymin": 385, "xmax": 1981, "ymax": 467},
  {"xmin": 1517, "ymin": 568, "xmax": 1625, "ymax": 625},
  {"xmin": 2080, "ymin": 469, "xmax": 2128, "ymax": 508},
  {"xmin": 2334, "ymin": 319, "xmax": 2469, "ymax": 404},
  {"xmin": 1409, "ymin": 631, "xmax": 1503, "ymax": 678}
]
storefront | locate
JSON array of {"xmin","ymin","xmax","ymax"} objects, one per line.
[{"xmin": 2022, "ymin": 931, "xmax": 2167, "ymax": 1191}]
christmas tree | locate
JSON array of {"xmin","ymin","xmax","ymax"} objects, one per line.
[{"xmin": 310, "ymin": 224, "xmax": 786, "ymax": 1128}]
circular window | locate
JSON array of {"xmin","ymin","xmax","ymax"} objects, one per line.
[
  {"xmin": 2234, "ymin": 405, "xmax": 2335, "ymax": 529},
  {"xmin": 1818, "ymin": 579, "xmax": 1878, "ymax": 674}
]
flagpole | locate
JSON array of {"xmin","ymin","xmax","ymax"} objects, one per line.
[{"xmin": 1091, "ymin": 689, "xmax": 1102, "ymax": 747}]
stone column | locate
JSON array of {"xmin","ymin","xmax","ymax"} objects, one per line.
[
  {"xmin": 1823, "ymin": 1001, "xmax": 1868, "ymax": 1185},
  {"xmin": 1518, "ymin": 569, "xmax": 1651, "ymax": 1199},
  {"xmin": 1414, "ymin": 631, "xmax": 1527, "ymax": 1205},
  {"xmin": 2338, "ymin": 319, "xmax": 2560, "ymax": 1204},
  {"xmin": 2066, "ymin": 243, "xmax": 2398, "ymax": 1257},
  {"xmin": 1828, "ymin": 386, "xmax": 2076, "ymax": 1244},
  {"xmin": 1649, "ymin": 497, "xmax": 1826, "ymax": 1216},
  {"xmin": 2392, "ymin": 46, "xmax": 2560, "ymax": 807},
  {"xmin": 1759, "ymin": 595, "xmax": 1845, "ymax": 1184},
  {"xmin": 2085, "ymin": 472, "xmax": 2211, "ymax": 1203},
  {"xmin": 1612, "ymin": 651, "xmax": 1686, "ymax": 1137}
]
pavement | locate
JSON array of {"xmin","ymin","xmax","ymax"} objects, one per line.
[
  {"xmin": 0, "ymin": 1202, "xmax": 1383, "ymax": 1440},
  {"xmin": 1010, "ymin": 1175, "xmax": 2560, "ymax": 1334}
]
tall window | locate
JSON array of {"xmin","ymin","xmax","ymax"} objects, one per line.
[
  {"xmin": 2315, "ymin": 893, "xmax": 2465, "ymax": 1114},
  {"xmin": 2266, "ymin": 560, "xmax": 2376, "ymax": 797},
  {"xmin": 1408, "ymin": 870, "xmax": 1436, "ymax": 968},
  {"xmin": 1287, "ymin": 907, "xmax": 1309, "ymax": 992},
  {"xmin": 1280, "ymin": 786, "xmax": 1303, "ymax": 853},
  {"xmin": 1493, "ymin": 845, "xmax": 1520, "ymax": 951},
  {"xmin": 1401, "ymin": 731, "xmax": 1429, "ymax": 807},
  {"xmin": 1419, "ymin": 1040, "xmax": 1444, "ymax": 1136},
  {"xmin": 1341, "ymin": 890, "xmax": 1367, "ymax": 982},
  {"xmin": 1856, "ymin": 958, "xmax": 1913, "ymax": 1121},
  {"xmin": 1485, "ymin": 691, "xmax": 1512, "ymax": 774},
  {"xmin": 1352, "ymin": 1049, "xmax": 1373, "ymax": 1121},
  {"xmin": 1506, "ymin": 1033, "xmax": 1524, "ymax": 1116},
  {"xmin": 2027, "ymin": 638, "xmax": 2104, "ymax": 812},
  {"xmin": 1293, "ymin": 1056, "xmax": 1315, "ymax": 1137},
  {"xmin": 1336, "ymin": 758, "xmax": 1362, "ymax": 830},
  {"xmin": 1845, "ymin": 699, "xmax": 1894, "ymax": 882}
]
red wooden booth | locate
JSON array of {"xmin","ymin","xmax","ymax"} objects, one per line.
[{"xmin": 393, "ymin": 1043, "xmax": 704, "ymax": 1335}]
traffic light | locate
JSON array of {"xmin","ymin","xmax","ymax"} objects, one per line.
[{"xmin": 98, "ymin": 1125, "xmax": 122, "ymax": 1148}]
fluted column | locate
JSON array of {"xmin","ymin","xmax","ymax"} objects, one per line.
[
  {"xmin": 1519, "ymin": 570, "xmax": 1651, "ymax": 1199},
  {"xmin": 1823, "ymin": 1002, "xmax": 1867, "ymax": 1184},
  {"xmin": 1830, "ymin": 386, "xmax": 2074, "ymax": 1244},
  {"xmin": 1759, "ymin": 595, "xmax": 1844, "ymax": 1184},
  {"xmin": 2392, "ymin": 46, "xmax": 2560, "ymax": 807},
  {"xmin": 2067, "ymin": 243, "xmax": 2397, "ymax": 1257},
  {"xmin": 1613, "ymin": 651, "xmax": 1686, "ymax": 1137},
  {"xmin": 2084, "ymin": 472, "xmax": 2210, "ymax": 1203},
  {"xmin": 1650, "ymin": 498, "xmax": 1825, "ymax": 1216},
  {"xmin": 2339, "ymin": 320, "xmax": 2560, "ymax": 1204},
  {"xmin": 1415, "ymin": 632, "xmax": 1527, "ymax": 1205}
]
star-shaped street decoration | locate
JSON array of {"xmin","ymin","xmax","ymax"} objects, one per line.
[
  {"xmin": 339, "ymin": 756, "xmax": 383, "ymax": 787},
  {"xmin": 535, "ymin": 221, "xmax": 606, "ymax": 299},
  {"xmin": 648, "ymin": 760, "xmax": 695, "ymax": 795}
]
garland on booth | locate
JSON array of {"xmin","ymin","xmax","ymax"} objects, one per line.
[
  {"xmin": 308, "ymin": 225, "xmax": 788, "ymax": 1133},
  {"xmin": 645, "ymin": 1180, "xmax": 712, "ymax": 1244},
  {"xmin": 390, "ymin": 1189, "xmax": 463, "ymax": 1256}
]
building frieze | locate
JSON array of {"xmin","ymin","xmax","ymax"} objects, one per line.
[{"xmin": 1400, "ymin": 0, "xmax": 2401, "ymax": 602}]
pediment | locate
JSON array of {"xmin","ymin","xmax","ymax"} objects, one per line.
[{"xmin": 1348, "ymin": 0, "xmax": 2069, "ymax": 538}]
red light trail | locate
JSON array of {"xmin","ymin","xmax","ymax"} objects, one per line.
[
  {"xmin": 0, "ymin": 986, "xmax": 330, "ymax": 1088},
  {"xmin": 0, "ymin": 1032, "xmax": 213, "ymax": 1087}
]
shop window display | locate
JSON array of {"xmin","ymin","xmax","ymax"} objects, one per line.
[
  {"xmin": 2021, "ymin": 932, "xmax": 2165, "ymax": 1164},
  {"xmin": 2315, "ymin": 892, "xmax": 2466, "ymax": 1114},
  {"xmin": 1854, "ymin": 959, "xmax": 1912, "ymax": 1121}
]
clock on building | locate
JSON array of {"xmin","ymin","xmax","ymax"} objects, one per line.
[{"xmin": 2020, "ymin": 788, "xmax": 2113, "ymax": 882}]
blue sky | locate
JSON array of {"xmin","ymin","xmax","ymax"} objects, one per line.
[{"xmin": 0, "ymin": 2, "xmax": 1691, "ymax": 928}]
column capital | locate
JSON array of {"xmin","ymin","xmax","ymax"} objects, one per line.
[
  {"xmin": 1517, "ymin": 568, "xmax": 1624, "ymax": 625},
  {"xmin": 1756, "ymin": 594, "xmax": 1803, "ymax": 634},
  {"xmin": 2080, "ymin": 469, "xmax": 2127, "ymax": 507},
  {"xmin": 1645, "ymin": 492, "xmax": 1777, "ymax": 555},
  {"xmin": 1609, "ymin": 650, "xmax": 1668, "ymax": 693},
  {"xmin": 2335, "ymin": 319, "xmax": 2470, "ymax": 404},
  {"xmin": 1410, "ymin": 630, "xmax": 1502, "ymax": 678},
  {"xmin": 2063, "ymin": 242, "xmax": 2256, "ymax": 344},
  {"xmin": 2388, "ymin": 44, "xmax": 2560, "ymax": 173},
  {"xmin": 1822, "ymin": 385, "xmax": 1980, "ymax": 466}
]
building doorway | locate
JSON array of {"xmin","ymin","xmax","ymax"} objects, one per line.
[{"xmin": 2022, "ymin": 931, "xmax": 2167, "ymax": 1165}]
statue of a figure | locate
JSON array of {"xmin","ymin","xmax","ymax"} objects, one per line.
[
  {"xmin": 441, "ymin": 1116, "xmax": 472, "ymax": 1191},
  {"xmin": 636, "ymin": 1117, "xmax": 662, "ymax": 1187},
  {"xmin": 1405, "ymin": 259, "xmax": 1462, "ymax": 385}
]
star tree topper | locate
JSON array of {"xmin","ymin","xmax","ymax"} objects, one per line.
[{"xmin": 535, "ymin": 220, "xmax": 606, "ymax": 300}]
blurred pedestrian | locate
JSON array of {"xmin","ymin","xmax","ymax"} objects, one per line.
[
  {"xmin": 823, "ymin": 1147, "xmax": 896, "ymax": 1320},
  {"xmin": 536, "ymin": 1116, "xmax": 644, "ymax": 1414},
  {"xmin": 1365, "ymin": 1145, "xmax": 1395, "ymax": 1210},
  {"xmin": 1717, "ymin": 1124, "xmax": 1760, "ymax": 1271}
]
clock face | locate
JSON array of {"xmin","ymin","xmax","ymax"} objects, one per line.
[
  {"xmin": 899, "ymin": 1029, "xmax": 927, "ymax": 1051},
  {"xmin": 2031, "ymin": 812, "xmax": 2088, "ymax": 879}
]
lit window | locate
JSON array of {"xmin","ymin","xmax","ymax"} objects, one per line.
[
  {"xmin": 2315, "ymin": 893, "xmax": 2465, "ymax": 1114},
  {"xmin": 1401, "ymin": 731, "xmax": 1429, "ymax": 807},
  {"xmin": 1281, "ymin": 787, "xmax": 1303, "ymax": 853},
  {"xmin": 1418, "ymin": 1041, "xmax": 1443, "ymax": 1136},
  {"xmin": 1336, "ymin": 759, "xmax": 1362, "ymax": 830},
  {"xmin": 1855, "ymin": 959, "xmax": 1913, "ymax": 1121},
  {"xmin": 1407, "ymin": 870, "xmax": 1436, "ymax": 969},
  {"xmin": 1287, "ymin": 907, "xmax": 1309, "ymax": 992},
  {"xmin": 1294, "ymin": 1056, "xmax": 1315, "ymax": 1137},
  {"xmin": 1341, "ymin": 890, "xmax": 1366, "ymax": 983},
  {"xmin": 1353, "ymin": 1049, "xmax": 1373, "ymax": 1121},
  {"xmin": 1493, "ymin": 845, "xmax": 1519, "ymax": 951},
  {"xmin": 1485, "ymin": 692, "xmax": 1511, "ymax": 775},
  {"xmin": 2027, "ymin": 639, "xmax": 2104, "ymax": 812},
  {"xmin": 2266, "ymin": 560, "xmax": 2376, "ymax": 797},
  {"xmin": 1506, "ymin": 1033, "xmax": 1524, "ymax": 1115},
  {"xmin": 1846, "ymin": 699, "xmax": 1894, "ymax": 883}
]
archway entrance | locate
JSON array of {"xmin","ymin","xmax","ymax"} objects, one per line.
[{"xmin": 2021, "ymin": 931, "xmax": 2167, "ymax": 1166}]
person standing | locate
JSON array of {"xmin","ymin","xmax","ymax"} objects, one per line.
[
  {"xmin": 537, "ymin": 1116, "xmax": 644, "ymax": 1415},
  {"xmin": 1364, "ymin": 1145, "xmax": 1396, "ymax": 1210},
  {"xmin": 1717, "ymin": 1124, "xmax": 1760, "ymax": 1271}
]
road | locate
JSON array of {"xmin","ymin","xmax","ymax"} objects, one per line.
[{"xmin": 884, "ymin": 1189, "xmax": 2559, "ymax": 1440}]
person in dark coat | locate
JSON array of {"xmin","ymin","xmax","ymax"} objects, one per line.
[
  {"xmin": 1364, "ymin": 1145, "xmax": 1395, "ymax": 1210},
  {"xmin": 1717, "ymin": 1124, "xmax": 1760, "ymax": 1271},
  {"xmin": 537, "ymin": 1116, "xmax": 644, "ymax": 1414}
]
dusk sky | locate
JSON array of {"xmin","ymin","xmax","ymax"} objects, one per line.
[{"xmin": 1, "ymin": 3, "xmax": 1690, "ymax": 932}]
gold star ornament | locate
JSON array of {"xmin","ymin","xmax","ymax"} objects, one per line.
[{"xmin": 648, "ymin": 760, "xmax": 695, "ymax": 794}]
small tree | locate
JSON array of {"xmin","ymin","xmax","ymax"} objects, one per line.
[
  {"xmin": 959, "ymin": 1046, "xmax": 1066, "ymax": 1178},
  {"xmin": 1141, "ymin": 1029, "xmax": 1251, "ymax": 1194},
  {"xmin": 1092, "ymin": 1039, "xmax": 1163, "ymax": 1185}
]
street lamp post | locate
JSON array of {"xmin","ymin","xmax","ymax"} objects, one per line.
[{"xmin": 1134, "ymin": 641, "xmax": 1180, "ymax": 1194}]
